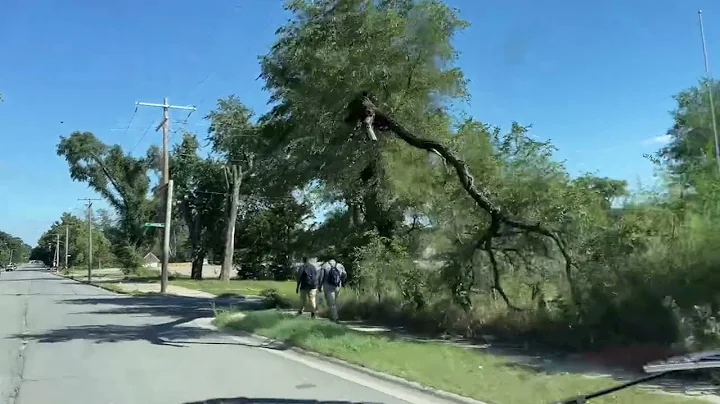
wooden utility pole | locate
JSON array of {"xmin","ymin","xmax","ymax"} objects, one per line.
[
  {"xmin": 136, "ymin": 99, "xmax": 195, "ymax": 293},
  {"xmin": 55, "ymin": 233, "xmax": 60, "ymax": 270},
  {"xmin": 79, "ymin": 198, "xmax": 101, "ymax": 283},
  {"xmin": 64, "ymin": 225, "xmax": 69, "ymax": 270},
  {"xmin": 161, "ymin": 180, "xmax": 174, "ymax": 293}
]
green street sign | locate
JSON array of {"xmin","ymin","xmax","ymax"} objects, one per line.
[{"xmin": 143, "ymin": 222, "xmax": 165, "ymax": 228}]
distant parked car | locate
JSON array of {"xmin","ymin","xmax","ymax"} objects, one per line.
[{"xmin": 6, "ymin": 263, "xmax": 16, "ymax": 271}]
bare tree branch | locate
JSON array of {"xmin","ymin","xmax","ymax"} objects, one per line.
[{"xmin": 345, "ymin": 92, "xmax": 577, "ymax": 303}]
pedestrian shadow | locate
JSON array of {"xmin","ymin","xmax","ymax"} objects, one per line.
[{"xmin": 181, "ymin": 398, "xmax": 382, "ymax": 403}]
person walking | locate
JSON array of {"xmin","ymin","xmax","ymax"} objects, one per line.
[
  {"xmin": 295, "ymin": 256, "xmax": 320, "ymax": 319},
  {"xmin": 319, "ymin": 258, "xmax": 346, "ymax": 322}
]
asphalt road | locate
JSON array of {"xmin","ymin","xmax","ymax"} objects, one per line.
[{"xmin": 0, "ymin": 265, "xmax": 454, "ymax": 404}]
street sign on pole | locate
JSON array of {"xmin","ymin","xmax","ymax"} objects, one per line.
[{"xmin": 143, "ymin": 223, "xmax": 165, "ymax": 228}]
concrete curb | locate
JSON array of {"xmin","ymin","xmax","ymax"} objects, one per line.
[{"xmin": 215, "ymin": 320, "xmax": 489, "ymax": 404}]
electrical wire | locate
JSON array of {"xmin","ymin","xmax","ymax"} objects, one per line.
[{"xmin": 128, "ymin": 120, "xmax": 156, "ymax": 156}]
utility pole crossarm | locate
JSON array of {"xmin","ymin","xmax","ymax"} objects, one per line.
[{"xmin": 136, "ymin": 101, "xmax": 197, "ymax": 111}]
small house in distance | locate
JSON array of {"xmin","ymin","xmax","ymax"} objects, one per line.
[{"xmin": 143, "ymin": 252, "xmax": 160, "ymax": 269}]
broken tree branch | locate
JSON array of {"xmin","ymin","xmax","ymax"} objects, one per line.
[{"xmin": 345, "ymin": 92, "xmax": 576, "ymax": 303}]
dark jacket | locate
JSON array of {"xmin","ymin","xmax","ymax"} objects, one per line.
[{"xmin": 296, "ymin": 263, "xmax": 320, "ymax": 290}]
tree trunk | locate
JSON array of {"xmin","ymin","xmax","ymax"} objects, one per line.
[
  {"xmin": 359, "ymin": 161, "xmax": 396, "ymax": 239},
  {"xmin": 181, "ymin": 198, "xmax": 204, "ymax": 280},
  {"xmin": 191, "ymin": 249, "xmax": 205, "ymax": 280},
  {"xmin": 190, "ymin": 214, "xmax": 204, "ymax": 280},
  {"xmin": 220, "ymin": 166, "xmax": 242, "ymax": 281}
]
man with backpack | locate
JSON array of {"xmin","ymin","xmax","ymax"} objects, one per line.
[
  {"xmin": 295, "ymin": 256, "xmax": 320, "ymax": 319},
  {"xmin": 319, "ymin": 258, "xmax": 346, "ymax": 322}
]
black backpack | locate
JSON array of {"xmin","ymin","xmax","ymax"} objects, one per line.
[
  {"xmin": 299, "ymin": 264, "xmax": 318, "ymax": 289},
  {"xmin": 327, "ymin": 262, "xmax": 342, "ymax": 287}
]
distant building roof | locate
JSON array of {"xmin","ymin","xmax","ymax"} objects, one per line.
[{"xmin": 143, "ymin": 252, "xmax": 160, "ymax": 263}]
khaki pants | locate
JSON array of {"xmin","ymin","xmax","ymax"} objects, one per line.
[
  {"xmin": 298, "ymin": 288, "xmax": 317, "ymax": 314},
  {"xmin": 323, "ymin": 285, "xmax": 340, "ymax": 321}
]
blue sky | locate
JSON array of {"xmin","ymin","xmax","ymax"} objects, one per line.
[{"xmin": 0, "ymin": 0, "xmax": 717, "ymax": 245}]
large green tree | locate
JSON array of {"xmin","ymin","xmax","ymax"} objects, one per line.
[
  {"xmin": 169, "ymin": 133, "xmax": 227, "ymax": 279},
  {"xmin": 0, "ymin": 230, "xmax": 31, "ymax": 264},
  {"xmin": 659, "ymin": 79, "xmax": 720, "ymax": 182},
  {"xmin": 206, "ymin": 96, "xmax": 264, "ymax": 281},
  {"xmin": 56, "ymin": 131, "xmax": 157, "ymax": 270},
  {"xmin": 234, "ymin": 196, "xmax": 313, "ymax": 280},
  {"xmin": 259, "ymin": 0, "xmax": 470, "ymax": 267},
  {"xmin": 32, "ymin": 212, "xmax": 114, "ymax": 268},
  {"xmin": 258, "ymin": 0, "xmax": 588, "ymax": 309}
]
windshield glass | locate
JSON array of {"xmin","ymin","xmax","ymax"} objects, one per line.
[{"xmin": 2, "ymin": 2, "xmax": 720, "ymax": 403}]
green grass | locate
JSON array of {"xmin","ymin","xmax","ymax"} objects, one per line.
[
  {"xmin": 171, "ymin": 278, "xmax": 296, "ymax": 299},
  {"xmin": 214, "ymin": 310, "xmax": 708, "ymax": 404}
]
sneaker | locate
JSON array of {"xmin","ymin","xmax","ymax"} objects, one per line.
[
  {"xmin": 310, "ymin": 312, "xmax": 316, "ymax": 319},
  {"xmin": 296, "ymin": 311, "xmax": 303, "ymax": 316}
]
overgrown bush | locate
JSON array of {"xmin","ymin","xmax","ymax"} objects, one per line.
[
  {"xmin": 115, "ymin": 244, "xmax": 144, "ymax": 275},
  {"xmin": 260, "ymin": 288, "xmax": 294, "ymax": 309}
]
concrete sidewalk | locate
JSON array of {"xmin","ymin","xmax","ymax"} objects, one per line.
[
  {"xmin": 106, "ymin": 281, "xmax": 217, "ymax": 298},
  {"xmin": 60, "ymin": 268, "xmax": 216, "ymax": 298}
]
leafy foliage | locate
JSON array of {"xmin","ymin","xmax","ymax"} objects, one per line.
[
  {"xmin": 0, "ymin": 230, "xmax": 31, "ymax": 264},
  {"xmin": 57, "ymin": 131, "xmax": 157, "ymax": 270},
  {"xmin": 169, "ymin": 133, "xmax": 227, "ymax": 278},
  {"xmin": 32, "ymin": 212, "xmax": 114, "ymax": 268},
  {"xmin": 49, "ymin": 0, "xmax": 720, "ymax": 354}
]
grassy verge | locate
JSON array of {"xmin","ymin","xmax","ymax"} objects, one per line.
[{"xmin": 214, "ymin": 310, "xmax": 707, "ymax": 404}]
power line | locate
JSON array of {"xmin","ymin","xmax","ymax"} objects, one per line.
[
  {"xmin": 128, "ymin": 120, "xmax": 156, "ymax": 155},
  {"xmin": 119, "ymin": 106, "xmax": 139, "ymax": 133},
  {"xmin": 110, "ymin": 106, "xmax": 139, "ymax": 133}
]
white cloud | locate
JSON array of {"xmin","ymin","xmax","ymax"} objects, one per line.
[{"xmin": 642, "ymin": 135, "xmax": 672, "ymax": 145}]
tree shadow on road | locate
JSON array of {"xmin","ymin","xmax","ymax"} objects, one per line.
[
  {"xmin": 181, "ymin": 398, "xmax": 382, "ymax": 403},
  {"xmin": 12, "ymin": 318, "xmax": 295, "ymax": 350},
  {"xmin": 60, "ymin": 293, "xmax": 268, "ymax": 319},
  {"xmin": 8, "ymin": 294, "xmax": 272, "ymax": 347},
  {"xmin": 0, "ymin": 277, "xmax": 71, "ymax": 282},
  {"xmin": 13, "ymin": 317, "xmax": 206, "ymax": 346}
]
